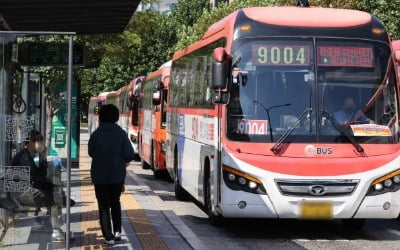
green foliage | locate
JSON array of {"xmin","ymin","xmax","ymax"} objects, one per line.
[
  {"xmin": 175, "ymin": 0, "xmax": 295, "ymax": 51},
  {"xmin": 361, "ymin": 0, "xmax": 400, "ymax": 40},
  {"xmin": 78, "ymin": 0, "xmax": 211, "ymax": 100}
]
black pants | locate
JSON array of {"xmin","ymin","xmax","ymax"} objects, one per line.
[
  {"xmin": 17, "ymin": 185, "xmax": 63, "ymax": 229},
  {"xmin": 94, "ymin": 183, "xmax": 123, "ymax": 240}
]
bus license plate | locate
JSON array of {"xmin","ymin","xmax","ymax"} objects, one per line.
[{"xmin": 300, "ymin": 202, "xmax": 333, "ymax": 219}]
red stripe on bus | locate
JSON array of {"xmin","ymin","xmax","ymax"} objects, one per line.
[
  {"xmin": 167, "ymin": 107, "xmax": 217, "ymax": 117},
  {"xmin": 225, "ymin": 144, "xmax": 400, "ymax": 176}
]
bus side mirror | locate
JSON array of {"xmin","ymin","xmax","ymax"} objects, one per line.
[
  {"xmin": 157, "ymin": 79, "xmax": 165, "ymax": 90},
  {"xmin": 212, "ymin": 47, "xmax": 229, "ymax": 90},
  {"xmin": 127, "ymin": 92, "xmax": 133, "ymax": 109},
  {"xmin": 152, "ymin": 90, "xmax": 161, "ymax": 106},
  {"xmin": 395, "ymin": 51, "xmax": 400, "ymax": 63}
]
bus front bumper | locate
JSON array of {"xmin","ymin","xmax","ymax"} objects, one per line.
[{"xmin": 220, "ymin": 179, "xmax": 400, "ymax": 219}]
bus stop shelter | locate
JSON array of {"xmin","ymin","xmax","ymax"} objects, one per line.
[{"xmin": 0, "ymin": 0, "xmax": 140, "ymax": 249}]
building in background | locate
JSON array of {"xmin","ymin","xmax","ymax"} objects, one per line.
[{"xmin": 137, "ymin": 0, "xmax": 177, "ymax": 14}]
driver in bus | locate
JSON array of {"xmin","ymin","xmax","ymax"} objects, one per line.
[{"xmin": 333, "ymin": 97, "xmax": 372, "ymax": 125}]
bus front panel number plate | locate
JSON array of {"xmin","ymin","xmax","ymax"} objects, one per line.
[{"xmin": 299, "ymin": 202, "xmax": 333, "ymax": 219}]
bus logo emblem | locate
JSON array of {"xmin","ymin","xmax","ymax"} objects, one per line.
[
  {"xmin": 304, "ymin": 144, "xmax": 316, "ymax": 156},
  {"xmin": 309, "ymin": 185, "xmax": 327, "ymax": 196},
  {"xmin": 304, "ymin": 145, "xmax": 333, "ymax": 156}
]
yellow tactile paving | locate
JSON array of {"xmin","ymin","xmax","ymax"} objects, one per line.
[
  {"xmin": 79, "ymin": 148, "xmax": 105, "ymax": 250},
  {"xmin": 79, "ymin": 140, "xmax": 168, "ymax": 249},
  {"xmin": 121, "ymin": 191, "xmax": 168, "ymax": 250}
]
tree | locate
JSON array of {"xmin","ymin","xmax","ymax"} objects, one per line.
[
  {"xmin": 361, "ymin": 0, "xmax": 400, "ymax": 39},
  {"xmin": 77, "ymin": 0, "xmax": 211, "ymax": 103},
  {"xmin": 174, "ymin": 0, "xmax": 400, "ymax": 50}
]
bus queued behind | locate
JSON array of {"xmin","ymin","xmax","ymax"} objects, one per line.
[
  {"xmin": 138, "ymin": 61, "xmax": 171, "ymax": 178},
  {"xmin": 393, "ymin": 40, "xmax": 400, "ymax": 79},
  {"xmin": 165, "ymin": 5, "xmax": 400, "ymax": 227},
  {"xmin": 88, "ymin": 91, "xmax": 113, "ymax": 135},
  {"xmin": 88, "ymin": 77, "xmax": 143, "ymax": 159}
]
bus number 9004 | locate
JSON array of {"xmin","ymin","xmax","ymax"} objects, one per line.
[{"xmin": 252, "ymin": 45, "xmax": 310, "ymax": 66}]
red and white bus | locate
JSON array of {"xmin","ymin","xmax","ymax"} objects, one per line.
[
  {"xmin": 105, "ymin": 77, "xmax": 144, "ymax": 159},
  {"xmin": 88, "ymin": 91, "xmax": 114, "ymax": 135},
  {"xmin": 166, "ymin": 5, "xmax": 400, "ymax": 227},
  {"xmin": 139, "ymin": 61, "xmax": 171, "ymax": 178},
  {"xmin": 88, "ymin": 77, "xmax": 143, "ymax": 159},
  {"xmin": 126, "ymin": 77, "xmax": 145, "ymax": 159},
  {"xmin": 393, "ymin": 40, "xmax": 400, "ymax": 78}
]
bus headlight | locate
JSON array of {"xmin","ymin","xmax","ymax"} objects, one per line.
[
  {"xmin": 367, "ymin": 169, "xmax": 400, "ymax": 196},
  {"xmin": 227, "ymin": 173, "xmax": 236, "ymax": 182},
  {"xmin": 248, "ymin": 181, "xmax": 258, "ymax": 189},
  {"xmin": 130, "ymin": 134, "xmax": 138, "ymax": 143},
  {"xmin": 374, "ymin": 183, "xmax": 383, "ymax": 191},
  {"xmin": 384, "ymin": 179, "xmax": 393, "ymax": 187},
  {"xmin": 222, "ymin": 165, "xmax": 266, "ymax": 195},
  {"xmin": 161, "ymin": 141, "xmax": 167, "ymax": 154}
]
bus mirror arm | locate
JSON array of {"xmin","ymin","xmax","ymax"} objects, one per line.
[{"xmin": 152, "ymin": 90, "xmax": 161, "ymax": 106}]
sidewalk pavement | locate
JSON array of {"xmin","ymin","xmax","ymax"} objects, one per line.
[
  {"xmin": 74, "ymin": 127, "xmax": 207, "ymax": 249},
  {"xmin": 0, "ymin": 128, "xmax": 204, "ymax": 249},
  {"xmin": 73, "ymin": 128, "xmax": 175, "ymax": 249}
]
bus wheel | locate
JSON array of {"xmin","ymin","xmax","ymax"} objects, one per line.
[
  {"xmin": 150, "ymin": 142, "xmax": 155, "ymax": 171},
  {"xmin": 141, "ymin": 158, "xmax": 151, "ymax": 169},
  {"xmin": 174, "ymin": 149, "xmax": 188, "ymax": 201},
  {"xmin": 133, "ymin": 153, "xmax": 141, "ymax": 162},
  {"xmin": 154, "ymin": 170, "xmax": 163, "ymax": 179},
  {"xmin": 341, "ymin": 219, "xmax": 366, "ymax": 230},
  {"xmin": 204, "ymin": 167, "xmax": 223, "ymax": 226}
]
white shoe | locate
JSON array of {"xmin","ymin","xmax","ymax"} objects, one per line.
[
  {"xmin": 51, "ymin": 229, "xmax": 66, "ymax": 242},
  {"xmin": 104, "ymin": 239, "xmax": 115, "ymax": 245},
  {"xmin": 114, "ymin": 231, "xmax": 121, "ymax": 241}
]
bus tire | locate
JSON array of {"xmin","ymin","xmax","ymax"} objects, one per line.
[
  {"xmin": 150, "ymin": 142, "xmax": 155, "ymax": 171},
  {"xmin": 174, "ymin": 148, "xmax": 189, "ymax": 201},
  {"xmin": 341, "ymin": 219, "xmax": 366, "ymax": 230},
  {"xmin": 204, "ymin": 161, "xmax": 223, "ymax": 226},
  {"xmin": 141, "ymin": 158, "xmax": 151, "ymax": 170},
  {"xmin": 133, "ymin": 153, "xmax": 141, "ymax": 162},
  {"xmin": 154, "ymin": 170, "xmax": 163, "ymax": 179}
]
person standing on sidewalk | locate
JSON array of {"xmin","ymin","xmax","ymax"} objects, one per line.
[{"xmin": 88, "ymin": 104, "xmax": 134, "ymax": 245}]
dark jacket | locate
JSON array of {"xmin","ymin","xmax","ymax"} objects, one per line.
[
  {"xmin": 88, "ymin": 123, "xmax": 134, "ymax": 184},
  {"xmin": 12, "ymin": 148, "xmax": 51, "ymax": 190}
]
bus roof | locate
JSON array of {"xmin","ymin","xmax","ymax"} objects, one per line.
[
  {"xmin": 89, "ymin": 96, "xmax": 103, "ymax": 101},
  {"xmin": 146, "ymin": 61, "xmax": 171, "ymax": 83},
  {"xmin": 128, "ymin": 76, "xmax": 145, "ymax": 89},
  {"xmin": 203, "ymin": 7, "xmax": 371, "ymax": 40},
  {"xmin": 393, "ymin": 40, "xmax": 400, "ymax": 51},
  {"xmin": 242, "ymin": 7, "xmax": 371, "ymax": 28},
  {"xmin": 174, "ymin": 6, "xmax": 377, "ymax": 61},
  {"xmin": 98, "ymin": 91, "xmax": 116, "ymax": 97}
]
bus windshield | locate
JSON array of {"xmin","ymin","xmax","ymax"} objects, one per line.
[{"xmin": 227, "ymin": 38, "xmax": 399, "ymax": 144}]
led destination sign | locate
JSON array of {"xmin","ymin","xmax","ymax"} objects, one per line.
[
  {"xmin": 252, "ymin": 45, "xmax": 310, "ymax": 66},
  {"xmin": 18, "ymin": 42, "xmax": 85, "ymax": 66},
  {"xmin": 317, "ymin": 46, "xmax": 373, "ymax": 67}
]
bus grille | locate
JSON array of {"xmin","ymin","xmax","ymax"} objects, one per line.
[{"xmin": 275, "ymin": 179, "xmax": 359, "ymax": 197}]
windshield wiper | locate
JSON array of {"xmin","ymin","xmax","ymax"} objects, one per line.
[
  {"xmin": 321, "ymin": 110, "xmax": 364, "ymax": 153},
  {"xmin": 271, "ymin": 108, "xmax": 312, "ymax": 154},
  {"xmin": 253, "ymin": 100, "xmax": 291, "ymax": 142}
]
